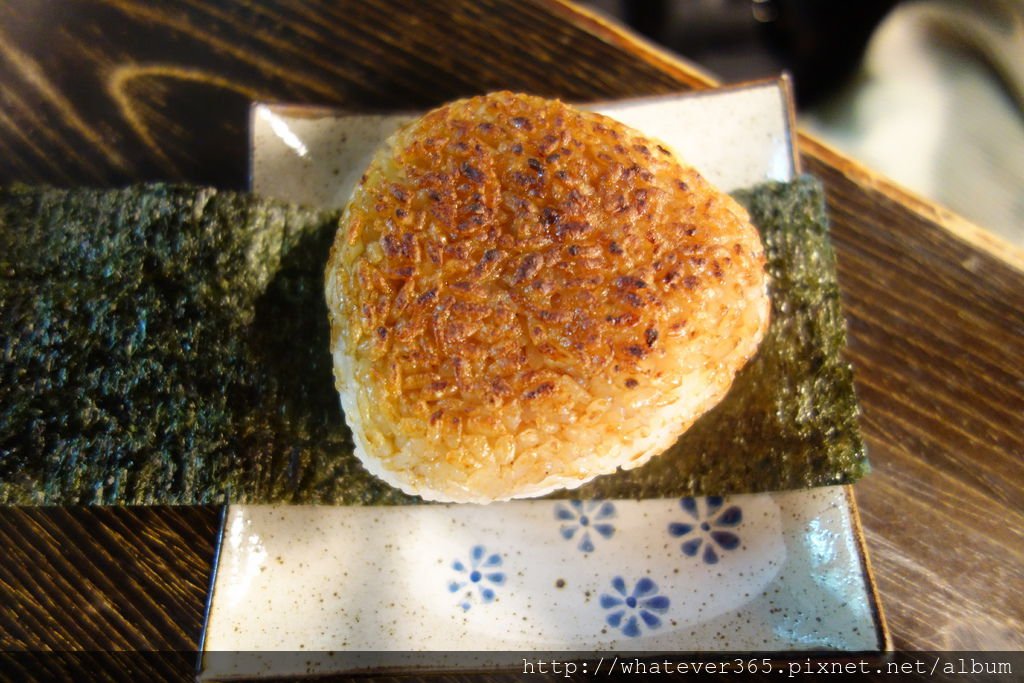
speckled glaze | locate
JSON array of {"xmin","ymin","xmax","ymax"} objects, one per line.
[
  {"xmin": 204, "ymin": 491, "xmax": 874, "ymax": 663},
  {"xmin": 251, "ymin": 81, "xmax": 795, "ymax": 205},
  {"xmin": 200, "ymin": 81, "xmax": 882, "ymax": 679}
]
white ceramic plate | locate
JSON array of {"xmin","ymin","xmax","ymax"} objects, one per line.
[{"xmin": 199, "ymin": 79, "xmax": 885, "ymax": 680}]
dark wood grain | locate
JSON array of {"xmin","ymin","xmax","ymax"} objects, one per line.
[
  {"xmin": 804, "ymin": 142, "xmax": 1024, "ymax": 650},
  {"xmin": 529, "ymin": 3, "xmax": 1024, "ymax": 650},
  {"xmin": 0, "ymin": 0, "xmax": 1021, "ymax": 662},
  {"xmin": 0, "ymin": 0, "xmax": 688, "ymax": 189},
  {"xmin": 0, "ymin": 506, "xmax": 219, "ymax": 682}
]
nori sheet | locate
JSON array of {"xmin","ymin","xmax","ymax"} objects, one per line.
[{"xmin": 0, "ymin": 178, "xmax": 867, "ymax": 505}]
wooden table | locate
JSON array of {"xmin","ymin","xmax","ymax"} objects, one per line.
[{"xmin": 1, "ymin": 0, "xmax": 1021, "ymax": 670}]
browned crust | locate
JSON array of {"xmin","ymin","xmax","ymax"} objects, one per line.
[{"xmin": 328, "ymin": 92, "xmax": 766, "ymax": 434}]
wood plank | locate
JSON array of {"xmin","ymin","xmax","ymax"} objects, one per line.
[{"xmin": 0, "ymin": 506, "xmax": 220, "ymax": 673}]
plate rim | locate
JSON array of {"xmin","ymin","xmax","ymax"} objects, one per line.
[{"xmin": 247, "ymin": 75, "xmax": 799, "ymax": 193}]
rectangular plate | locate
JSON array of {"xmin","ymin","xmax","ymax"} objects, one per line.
[{"xmin": 200, "ymin": 80, "xmax": 885, "ymax": 679}]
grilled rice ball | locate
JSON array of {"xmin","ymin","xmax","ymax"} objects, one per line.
[{"xmin": 325, "ymin": 91, "xmax": 770, "ymax": 503}]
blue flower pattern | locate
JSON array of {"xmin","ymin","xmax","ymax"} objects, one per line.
[
  {"xmin": 448, "ymin": 545, "xmax": 505, "ymax": 611},
  {"xmin": 555, "ymin": 500, "xmax": 616, "ymax": 552},
  {"xmin": 668, "ymin": 496, "xmax": 743, "ymax": 564},
  {"xmin": 600, "ymin": 577, "xmax": 670, "ymax": 637},
  {"xmin": 441, "ymin": 499, "xmax": 742, "ymax": 630}
]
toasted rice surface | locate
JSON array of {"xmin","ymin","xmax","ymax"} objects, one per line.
[{"xmin": 325, "ymin": 91, "xmax": 769, "ymax": 503}]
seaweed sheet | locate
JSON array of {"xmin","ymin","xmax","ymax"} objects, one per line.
[{"xmin": 0, "ymin": 179, "xmax": 866, "ymax": 505}]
